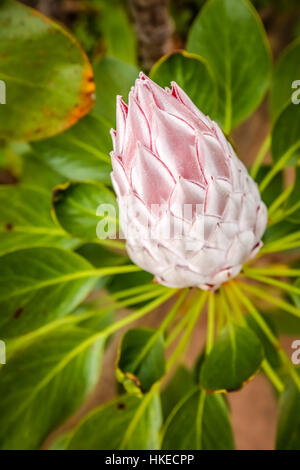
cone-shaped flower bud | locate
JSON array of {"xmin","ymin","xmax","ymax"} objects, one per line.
[{"xmin": 110, "ymin": 73, "xmax": 267, "ymax": 290}]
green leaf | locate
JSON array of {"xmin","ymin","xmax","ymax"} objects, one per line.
[
  {"xmin": 263, "ymin": 220, "xmax": 299, "ymax": 244},
  {"xmin": 285, "ymin": 167, "xmax": 300, "ymax": 224},
  {"xmin": 292, "ymin": 278, "xmax": 300, "ymax": 310},
  {"xmin": 255, "ymin": 166, "xmax": 283, "ymax": 208},
  {"xmin": 117, "ymin": 328, "xmax": 165, "ymax": 395},
  {"xmin": 0, "ymin": 185, "xmax": 77, "ymax": 256},
  {"xmin": 107, "ymin": 270, "xmax": 154, "ymax": 298},
  {"xmin": 276, "ymin": 370, "xmax": 300, "ymax": 449},
  {"xmin": 0, "ymin": 141, "xmax": 24, "ymax": 178},
  {"xmin": 162, "ymin": 387, "xmax": 235, "ymax": 450},
  {"xmin": 0, "ymin": 324, "xmax": 105, "ymax": 449},
  {"xmin": 200, "ymin": 324, "xmax": 264, "ymax": 392},
  {"xmin": 0, "ymin": 247, "xmax": 98, "ymax": 337},
  {"xmin": 246, "ymin": 313, "xmax": 280, "ymax": 370},
  {"xmin": 93, "ymin": 56, "xmax": 139, "ymax": 124},
  {"xmin": 0, "ymin": 0, "xmax": 95, "ymax": 141},
  {"xmin": 53, "ymin": 181, "xmax": 117, "ymax": 240},
  {"xmin": 76, "ymin": 243, "xmax": 128, "ymax": 269},
  {"xmin": 21, "ymin": 152, "xmax": 66, "ymax": 190},
  {"xmin": 150, "ymin": 51, "xmax": 217, "ymax": 116},
  {"xmin": 32, "ymin": 114, "xmax": 112, "ymax": 183},
  {"xmin": 271, "ymin": 102, "xmax": 300, "ymax": 166},
  {"xmin": 161, "ymin": 365, "xmax": 195, "ymax": 421},
  {"xmin": 76, "ymin": 242, "xmax": 128, "ymax": 289},
  {"xmin": 100, "ymin": 2, "xmax": 137, "ymax": 65},
  {"xmin": 48, "ymin": 433, "xmax": 73, "ymax": 451},
  {"xmin": 187, "ymin": 0, "xmax": 271, "ymax": 132},
  {"xmin": 270, "ymin": 37, "xmax": 300, "ymax": 122},
  {"xmin": 65, "ymin": 392, "xmax": 162, "ymax": 450},
  {"xmin": 269, "ymin": 310, "xmax": 300, "ymax": 336}
]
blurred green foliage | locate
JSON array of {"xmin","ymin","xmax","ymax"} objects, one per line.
[{"xmin": 171, "ymin": 0, "xmax": 300, "ymax": 40}]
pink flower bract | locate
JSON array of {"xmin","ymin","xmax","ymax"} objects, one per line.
[{"xmin": 110, "ymin": 73, "xmax": 267, "ymax": 290}]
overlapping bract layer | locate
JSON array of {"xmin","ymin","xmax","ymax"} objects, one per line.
[{"xmin": 110, "ymin": 73, "xmax": 267, "ymax": 289}]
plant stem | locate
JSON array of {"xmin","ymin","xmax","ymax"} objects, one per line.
[
  {"xmin": 119, "ymin": 290, "xmax": 195, "ymax": 450},
  {"xmin": 244, "ymin": 271, "xmax": 300, "ymax": 297},
  {"xmin": 250, "ymin": 134, "xmax": 271, "ymax": 179},
  {"xmin": 6, "ymin": 287, "xmax": 169, "ymax": 358},
  {"xmin": 243, "ymin": 266, "xmax": 300, "ymax": 277},
  {"xmin": 225, "ymin": 283, "xmax": 246, "ymax": 325},
  {"xmin": 120, "ymin": 290, "xmax": 208, "ymax": 449},
  {"xmin": 259, "ymin": 230, "xmax": 300, "ymax": 254},
  {"xmin": 94, "ymin": 290, "xmax": 177, "ymax": 343},
  {"xmin": 260, "ymin": 240, "xmax": 300, "ymax": 254},
  {"xmin": 206, "ymin": 292, "xmax": 215, "ymax": 355},
  {"xmin": 159, "ymin": 289, "xmax": 189, "ymax": 334},
  {"xmin": 128, "ymin": 290, "xmax": 189, "ymax": 377},
  {"xmin": 216, "ymin": 293, "xmax": 225, "ymax": 332},
  {"xmin": 231, "ymin": 282, "xmax": 279, "ymax": 343},
  {"xmin": 268, "ymin": 184, "xmax": 293, "ymax": 218},
  {"xmin": 238, "ymin": 281, "xmax": 300, "ymax": 318},
  {"xmin": 261, "ymin": 359, "xmax": 284, "ymax": 393},
  {"xmin": 165, "ymin": 307, "xmax": 192, "ymax": 347},
  {"xmin": 99, "ymin": 285, "xmax": 169, "ymax": 312},
  {"xmin": 166, "ymin": 291, "xmax": 208, "ymax": 372},
  {"xmin": 259, "ymin": 142, "xmax": 300, "ymax": 193},
  {"xmin": 219, "ymin": 287, "xmax": 233, "ymax": 324},
  {"xmin": 6, "ymin": 309, "xmax": 110, "ymax": 359},
  {"xmin": 231, "ymin": 281, "xmax": 300, "ymax": 392},
  {"xmin": 111, "ymin": 283, "xmax": 163, "ymax": 300},
  {"xmin": 92, "ymin": 265, "xmax": 142, "ymax": 277}
]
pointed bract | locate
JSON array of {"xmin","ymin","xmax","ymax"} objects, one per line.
[{"xmin": 110, "ymin": 74, "xmax": 267, "ymax": 289}]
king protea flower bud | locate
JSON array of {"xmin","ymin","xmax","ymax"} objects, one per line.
[{"xmin": 110, "ymin": 73, "xmax": 267, "ymax": 290}]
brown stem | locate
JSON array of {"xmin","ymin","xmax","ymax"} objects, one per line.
[{"xmin": 128, "ymin": 0, "xmax": 174, "ymax": 72}]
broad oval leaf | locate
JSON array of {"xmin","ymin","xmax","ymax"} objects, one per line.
[
  {"xmin": 246, "ymin": 314, "xmax": 280, "ymax": 370},
  {"xmin": 200, "ymin": 324, "xmax": 264, "ymax": 392},
  {"xmin": 0, "ymin": 0, "xmax": 95, "ymax": 141},
  {"xmin": 0, "ymin": 185, "xmax": 77, "ymax": 256},
  {"xmin": 76, "ymin": 243, "xmax": 128, "ymax": 269},
  {"xmin": 150, "ymin": 51, "xmax": 217, "ymax": 116},
  {"xmin": 116, "ymin": 328, "xmax": 165, "ymax": 395},
  {"xmin": 0, "ymin": 324, "xmax": 105, "ymax": 450},
  {"xmin": 271, "ymin": 103, "xmax": 300, "ymax": 166},
  {"xmin": 270, "ymin": 38, "xmax": 300, "ymax": 122},
  {"xmin": 187, "ymin": 0, "xmax": 271, "ymax": 132},
  {"xmin": 0, "ymin": 247, "xmax": 98, "ymax": 337},
  {"xmin": 93, "ymin": 56, "xmax": 139, "ymax": 125},
  {"xmin": 65, "ymin": 392, "xmax": 162, "ymax": 450},
  {"xmin": 53, "ymin": 181, "xmax": 117, "ymax": 240},
  {"xmin": 162, "ymin": 387, "xmax": 235, "ymax": 450},
  {"xmin": 21, "ymin": 150, "xmax": 66, "ymax": 190},
  {"xmin": 32, "ymin": 114, "xmax": 112, "ymax": 183},
  {"xmin": 276, "ymin": 370, "xmax": 300, "ymax": 450},
  {"xmin": 99, "ymin": 2, "xmax": 137, "ymax": 65},
  {"xmin": 161, "ymin": 365, "xmax": 195, "ymax": 421},
  {"xmin": 76, "ymin": 242, "xmax": 128, "ymax": 289}
]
